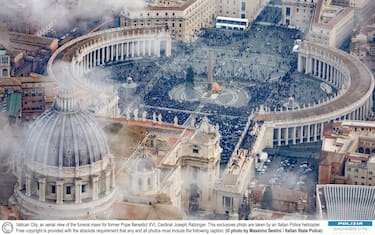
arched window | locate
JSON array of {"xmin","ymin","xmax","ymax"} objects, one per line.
[{"xmin": 2, "ymin": 68, "xmax": 8, "ymax": 77}]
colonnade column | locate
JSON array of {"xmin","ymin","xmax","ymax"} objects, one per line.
[
  {"xmin": 137, "ymin": 41, "xmax": 141, "ymax": 57},
  {"xmin": 92, "ymin": 175, "xmax": 99, "ymax": 200},
  {"xmin": 322, "ymin": 62, "xmax": 326, "ymax": 79},
  {"xmin": 111, "ymin": 45, "xmax": 115, "ymax": 62},
  {"xmin": 38, "ymin": 177, "xmax": 46, "ymax": 202},
  {"xmin": 117, "ymin": 43, "xmax": 121, "ymax": 61},
  {"xmin": 105, "ymin": 171, "xmax": 111, "ymax": 195},
  {"xmin": 131, "ymin": 42, "xmax": 135, "ymax": 57},
  {"xmin": 317, "ymin": 60, "xmax": 321, "ymax": 78},
  {"xmin": 26, "ymin": 175, "xmax": 31, "ymax": 197},
  {"xmin": 350, "ymin": 111, "xmax": 354, "ymax": 120},
  {"xmin": 307, "ymin": 125, "xmax": 311, "ymax": 143},
  {"xmin": 314, "ymin": 124, "xmax": 318, "ymax": 142},
  {"xmin": 313, "ymin": 59, "xmax": 316, "ymax": 76},
  {"xmin": 88, "ymin": 52, "xmax": 92, "ymax": 70},
  {"xmin": 142, "ymin": 40, "xmax": 146, "ymax": 56},
  {"xmin": 82, "ymin": 55, "xmax": 86, "ymax": 73},
  {"xmin": 277, "ymin": 128, "xmax": 281, "ymax": 146},
  {"xmin": 106, "ymin": 46, "xmax": 110, "ymax": 62},
  {"xmin": 285, "ymin": 127, "xmax": 289, "ymax": 145},
  {"xmin": 121, "ymin": 43, "xmax": 125, "ymax": 61},
  {"xmin": 306, "ymin": 56, "xmax": 312, "ymax": 74},
  {"xmin": 148, "ymin": 40, "xmax": 152, "ymax": 56},
  {"xmin": 75, "ymin": 178, "xmax": 82, "ymax": 204},
  {"xmin": 93, "ymin": 50, "xmax": 97, "ymax": 66},
  {"xmin": 154, "ymin": 39, "xmax": 160, "ymax": 57},
  {"xmin": 126, "ymin": 42, "xmax": 130, "ymax": 58},
  {"xmin": 298, "ymin": 55, "xmax": 303, "ymax": 73},
  {"xmin": 333, "ymin": 69, "xmax": 339, "ymax": 86},
  {"xmin": 292, "ymin": 127, "xmax": 297, "ymax": 144},
  {"xmin": 56, "ymin": 180, "xmax": 64, "ymax": 204},
  {"xmin": 368, "ymin": 99, "xmax": 372, "ymax": 117},
  {"xmin": 328, "ymin": 65, "xmax": 332, "ymax": 83},
  {"xmin": 300, "ymin": 126, "xmax": 304, "ymax": 144},
  {"xmin": 166, "ymin": 39, "xmax": 172, "ymax": 57}
]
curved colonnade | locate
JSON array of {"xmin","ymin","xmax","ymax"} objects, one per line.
[
  {"xmin": 254, "ymin": 41, "xmax": 374, "ymax": 147},
  {"xmin": 48, "ymin": 27, "xmax": 171, "ymax": 85}
]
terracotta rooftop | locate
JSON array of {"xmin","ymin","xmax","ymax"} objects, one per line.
[
  {"xmin": 271, "ymin": 186, "xmax": 308, "ymax": 203},
  {"xmin": 313, "ymin": 0, "xmax": 353, "ymax": 29},
  {"xmin": 319, "ymin": 151, "xmax": 346, "ymax": 165}
]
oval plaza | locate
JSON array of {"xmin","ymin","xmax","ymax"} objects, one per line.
[{"xmin": 48, "ymin": 26, "xmax": 374, "ymax": 150}]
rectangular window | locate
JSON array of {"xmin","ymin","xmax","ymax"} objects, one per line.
[
  {"xmin": 286, "ymin": 7, "xmax": 291, "ymax": 16},
  {"xmin": 1, "ymin": 55, "xmax": 9, "ymax": 64},
  {"xmin": 2, "ymin": 68, "xmax": 8, "ymax": 77},
  {"xmin": 82, "ymin": 184, "xmax": 86, "ymax": 193},
  {"xmin": 66, "ymin": 186, "xmax": 71, "ymax": 195},
  {"xmin": 241, "ymin": 2, "xmax": 246, "ymax": 11},
  {"xmin": 222, "ymin": 196, "xmax": 233, "ymax": 209},
  {"xmin": 51, "ymin": 185, "xmax": 56, "ymax": 194}
]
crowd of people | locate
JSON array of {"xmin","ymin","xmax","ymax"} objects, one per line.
[{"xmin": 104, "ymin": 24, "xmax": 335, "ymax": 164}]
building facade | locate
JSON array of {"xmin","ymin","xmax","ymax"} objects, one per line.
[
  {"xmin": 0, "ymin": 24, "xmax": 58, "ymax": 77},
  {"xmin": 281, "ymin": 0, "xmax": 318, "ymax": 31},
  {"xmin": 120, "ymin": 0, "xmax": 215, "ymax": 42},
  {"xmin": 20, "ymin": 75, "xmax": 57, "ymax": 122},
  {"xmin": 309, "ymin": 0, "xmax": 354, "ymax": 48},
  {"xmin": 0, "ymin": 74, "xmax": 57, "ymax": 122},
  {"xmin": 0, "ymin": 47, "xmax": 11, "ymax": 78},
  {"xmin": 216, "ymin": 0, "xmax": 267, "ymax": 24},
  {"xmin": 110, "ymin": 116, "xmax": 222, "ymax": 214},
  {"xmin": 319, "ymin": 121, "xmax": 375, "ymax": 186}
]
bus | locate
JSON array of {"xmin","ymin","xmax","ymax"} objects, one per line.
[{"xmin": 216, "ymin": 16, "xmax": 249, "ymax": 30}]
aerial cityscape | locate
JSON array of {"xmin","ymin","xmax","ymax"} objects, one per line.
[{"xmin": 0, "ymin": 0, "xmax": 374, "ymax": 221}]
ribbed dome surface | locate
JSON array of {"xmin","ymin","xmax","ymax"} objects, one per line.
[{"xmin": 23, "ymin": 89, "xmax": 109, "ymax": 167}]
